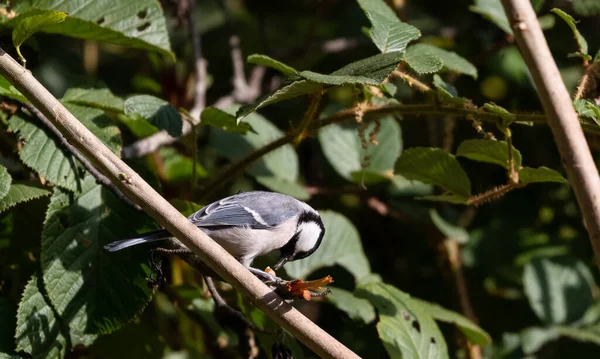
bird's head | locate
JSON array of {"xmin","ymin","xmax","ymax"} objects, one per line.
[{"xmin": 273, "ymin": 211, "xmax": 325, "ymax": 270}]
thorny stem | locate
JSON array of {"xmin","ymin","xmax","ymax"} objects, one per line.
[
  {"xmin": 573, "ymin": 61, "xmax": 598, "ymax": 101},
  {"xmin": 392, "ymin": 69, "xmax": 432, "ymax": 93},
  {"xmin": 295, "ymin": 91, "xmax": 324, "ymax": 145},
  {"xmin": 466, "ymin": 183, "xmax": 520, "ymax": 206}
]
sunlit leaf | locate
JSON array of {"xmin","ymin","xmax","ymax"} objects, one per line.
[
  {"xmin": 406, "ymin": 44, "xmax": 477, "ymax": 78},
  {"xmin": 519, "ymin": 166, "xmax": 567, "ymax": 185},
  {"xmin": 62, "ymin": 88, "xmax": 124, "ymax": 112},
  {"xmin": 201, "ymin": 107, "xmax": 254, "ymax": 134},
  {"xmin": 457, "ymin": 139, "xmax": 522, "ymax": 169},
  {"xmin": 0, "ymin": 76, "xmax": 28, "ymax": 102},
  {"xmin": 247, "ymin": 54, "xmax": 298, "ymax": 76},
  {"xmin": 470, "ymin": 0, "xmax": 512, "ymax": 34},
  {"xmin": 12, "ymin": 10, "xmax": 67, "ymax": 63},
  {"xmin": 0, "ymin": 182, "xmax": 51, "ymax": 214},
  {"xmin": 403, "ymin": 45, "xmax": 443, "ymax": 74},
  {"xmin": 325, "ymin": 287, "xmax": 376, "ymax": 324},
  {"xmin": 552, "ymin": 8, "xmax": 588, "ymax": 55}
]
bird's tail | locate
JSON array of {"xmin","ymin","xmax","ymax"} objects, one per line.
[{"xmin": 104, "ymin": 229, "xmax": 171, "ymax": 252}]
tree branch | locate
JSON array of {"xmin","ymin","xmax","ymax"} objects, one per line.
[
  {"xmin": 0, "ymin": 48, "xmax": 359, "ymax": 359},
  {"xmin": 501, "ymin": 0, "xmax": 600, "ymax": 272}
]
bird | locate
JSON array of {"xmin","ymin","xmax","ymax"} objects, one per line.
[{"xmin": 104, "ymin": 191, "xmax": 325, "ymax": 272}]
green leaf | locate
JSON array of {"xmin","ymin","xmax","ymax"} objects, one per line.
[
  {"xmin": 0, "ymin": 166, "xmax": 10, "ymax": 200},
  {"xmin": 210, "ymin": 111, "xmax": 305, "ymax": 197},
  {"xmin": 396, "ymin": 147, "xmax": 471, "ymax": 197},
  {"xmin": 523, "ymin": 257, "xmax": 594, "ymax": 325},
  {"xmin": 406, "ymin": 44, "xmax": 478, "ymax": 78},
  {"xmin": 519, "ymin": 166, "xmax": 567, "ymax": 185},
  {"xmin": 456, "ymin": 139, "xmax": 522, "ymax": 169},
  {"xmin": 300, "ymin": 51, "xmax": 404, "ymax": 86},
  {"xmin": 483, "ymin": 102, "xmax": 514, "ymax": 124},
  {"xmin": 356, "ymin": 282, "xmax": 449, "ymax": 359},
  {"xmin": 157, "ymin": 147, "xmax": 207, "ymax": 183},
  {"xmin": 0, "ymin": 182, "xmax": 52, "ymax": 214},
  {"xmin": 9, "ymin": 103, "xmax": 122, "ymax": 190},
  {"xmin": 356, "ymin": 0, "xmax": 421, "ymax": 53},
  {"xmin": 0, "ymin": 75, "xmax": 28, "ymax": 102},
  {"xmin": 15, "ymin": 274, "xmax": 88, "ymax": 359},
  {"xmin": 470, "ymin": 0, "xmax": 512, "ymax": 34},
  {"xmin": 236, "ymin": 80, "xmax": 324, "ymax": 121},
  {"xmin": 284, "ymin": 211, "xmax": 371, "ymax": 281},
  {"xmin": 429, "ymin": 209, "xmax": 469, "ymax": 244},
  {"xmin": 403, "ymin": 45, "xmax": 443, "ymax": 75},
  {"xmin": 8, "ymin": 1, "xmax": 173, "ymax": 58},
  {"xmin": 551, "ymin": 8, "xmax": 588, "ymax": 55},
  {"xmin": 574, "ymin": 99, "xmax": 600, "ymax": 126},
  {"xmin": 319, "ymin": 117, "xmax": 402, "ymax": 184},
  {"xmin": 325, "ymin": 287, "xmax": 376, "ymax": 324},
  {"xmin": 247, "ymin": 54, "xmax": 298, "ymax": 76},
  {"xmin": 12, "ymin": 10, "xmax": 68, "ymax": 63},
  {"xmin": 411, "ymin": 298, "xmax": 492, "ymax": 346},
  {"xmin": 124, "ymin": 95, "xmax": 182, "ymax": 137},
  {"xmin": 200, "ymin": 107, "xmax": 254, "ymax": 134},
  {"xmin": 573, "ymin": 0, "xmax": 600, "ymax": 16},
  {"xmin": 432, "ymin": 75, "xmax": 470, "ymax": 105},
  {"xmin": 554, "ymin": 325, "xmax": 600, "ymax": 346},
  {"xmin": 41, "ymin": 175, "xmax": 154, "ymax": 335},
  {"xmin": 62, "ymin": 88, "xmax": 124, "ymax": 112}
]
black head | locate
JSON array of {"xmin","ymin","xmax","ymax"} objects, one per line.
[{"xmin": 273, "ymin": 211, "xmax": 325, "ymax": 270}]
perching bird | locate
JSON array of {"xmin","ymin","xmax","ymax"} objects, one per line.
[{"xmin": 104, "ymin": 191, "xmax": 325, "ymax": 271}]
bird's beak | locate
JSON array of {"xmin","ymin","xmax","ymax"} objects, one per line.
[{"xmin": 273, "ymin": 255, "xmax": 290, "ymax": 270}]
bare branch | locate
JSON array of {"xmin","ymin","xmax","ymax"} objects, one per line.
[
  {"xmin": 0, "ymin": 48, "xmax": 360, "ymax": 359},
  {"xmin": 501, "ymin": 0, "xmax": 600, "ymax": 272},
  {"xmin": 187, "ymin": 0, "xmax": 207, "ymax": 122}
]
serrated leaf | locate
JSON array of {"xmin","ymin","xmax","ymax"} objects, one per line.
[
  {"xmin": 403, "ymin": 45, "xmax": 443, "ymax": 74},
  {"xmin": 12, "ymin": 10, "xmax": 67, "ymax": 62},
  {"xmin": 8, "ymin": 1, "xmax": 173, "ymax": 58},
  {"xmin": 470, "ymin": 0, "xmax": 512, "ymax": 34},
  {"xmin": 210, "ymin": 111, "xmax": 305, "ymax": 196},
  {"xmin": 552, "ymin": 8, "xmax": 588, "ymax": 55},
  {"xmin": 411, "ymin": 298, "xmax": 492, "ymax": 346},
  {"xmin": 523, "ymin": 257, "xmax": 594, "ymax": 325},
  {"xmin": 300, "ymin": 51, "xmax": 404, "ymax": 85},
  {"xmin": 200, "ymin": 107, "xmax": 254, "ymax": 134},
  {"xmin": 356, "ymin": 282, "xmax": 449, "ymax": 359},
  {"xmin": 457, "ymin": 139, "xmax": 522, "ymax": 169},
  {"xmin": 0, "ymin": 166, "xmax": 10, "ymax": 200},
  {"xmin": 124, "ymin": 95, "xmax": 182, "ymax": 137},
  {"xmin": 9, "ymin": 104, "xmax": 122, "ymax": 190},
  {"xmin": 41, "ymin": 175, "xmax": 154, "ymax": 335},
  {"xmin": 429, "ymin": 209, "xmax": 469, "ymax": 244},
  {"xmin": 319, "ymin": 117, "xmax": 401, "ymax": 184},
  {"xmin": 236, "ymin": 80, "xmax": 324, "ymax": 121},
  {"xmin": 15, "ymin": 275, "xmax": 69, "ymax": 359},
  {"xmin": 574, "ymin": 99, "xmax": 600, "ymax": 126},
  {"xmin": 519, "ymin": 166, "xmax": 566, "ymax": 185},
  {"xmin": 0, "ymin": 75, "xmax": 28, "ymax": 102},
  {"xmin": 62, "ymin": 88, "xmax": 124, "ymax": 112},
  {"xmin": 573, "ymin": 0, "xmax": 600, "ymax": 16},
  {"xmin": 325, "ymin": 287, "xmax": 376, "ymax": 324},
  {"xmin": 407, "ymin": 44, "xmax": 477, "ymax": 78},
  {"xmin": 0, "ymin": 182, "xmax": 51, "ymax": 214},
  {"xmin": 356, "ymin": 0, "xmax": 421, "ymax": 53},
  {"xmin": 284, "ymin": 211, "xmax": 371, "ymax": 281},
  {"xmin": 247, "ymin": 54, "xmax": 298, "ymax": 76},
  {"xmin": 396, "ymin": 147, "xmax": 471, "ymax": 197}
]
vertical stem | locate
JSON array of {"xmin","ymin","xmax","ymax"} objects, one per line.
[{"xmin": 504, "ymin": 127, "xmax": 519, "ymax": 184}]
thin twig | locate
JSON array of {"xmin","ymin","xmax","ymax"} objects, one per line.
[
  {"xmin": 0, "ymin": 47, "xmax": 360, "ymax": 359},
  {"xmin": 502, "ymin": 0, "xmax": 600, "ymax": 272},
  {"xmin": 187, "ymin": 0, "xmax": 207, "ymax": 122},
  {"xmin": 21, "ymin": 102, "xmax": 141, "ymax": 211}
]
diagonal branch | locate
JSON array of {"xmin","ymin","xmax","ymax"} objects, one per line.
[
  {"xmin": 501, "ymin": 0, "xmax": 600, "ymax": 272},
  {"xmin": 0, "ymin": 48, "xmax": 359, "ymax": 359}
]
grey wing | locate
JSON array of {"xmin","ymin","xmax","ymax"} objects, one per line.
[{"xmin": 188, "ymin": 192, "xmax": 301, "ymax": 229}]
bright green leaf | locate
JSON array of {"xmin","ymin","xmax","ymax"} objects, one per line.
[
  {"xmin": 356, "ymin": 281, "xmax": 449, "ymax": 359},
  {"xmin": 574, "ymin": 99, "xmax": 600, "ymax": 126},
  {"xmin": 403, "ymin": 45, "xmax": 443, "ymax": 75},
  {"xmin": 396, "ymin": 147, "xmax": 471, "ymax": 197},
  {"xmin": 457, "ymin": 139, "xmax": 522, "ymax": 169},
  {"xmin": 8, "ymin": 1, "xmax": 173, "ymax": 58},
  {"xmin": 470, "ymin": 0, "xmax": 512, "ymax": 34},
  {"xmin": 319, "ymin": 117, "xmax": 402, "ymax": 184},
  {"xmin": 356, "ymin": 0, "xmax": 421, "ymax": 53},
  {"xmin": 0, "ymin": 76, "xmax": 28, "ymax": 102},
  {"xmin": 285, "ymin": 211, "xmax": 371, "ymax": 281},
  {"xmin": 158, "ymin": 147, "xmax": 207, "ymax": 183},
  {"xmin": 62, "ymin": 88, "xmax": 124, "ymax": 112},
  {"xmin": 325, "ymin": 287, "xmax": 376, "ymax": 324},
  {"xmin": 12, "ymin": 10, "xmax": 67, "ymax": 63},
  {"xmin": 201, "ymin": 107, "xmax": 254, "ymax": 134},
  {"xmin": 411, "ymin": 298, "xmax": 492, "ymax": 346},
  {"xmin": 519, "ymin": 166, "xmax": 567, "ymax": 185},
  {"xmin": 9, "ymin": 104, "xmax": 122, "ymax": 190},
  {"xmin": 41, "ymin": 175, "xmax": 154, "ymax": 335},
  {"xmin": 247, "ymin": 54, "xmax": 298, "ymax": 76},
  {"xmin": 0, "ymin": 166, "xmax": 10, "ymax": 200},
  {"xmin": 523, "ymin": 257, "xmax": 594, "ymax": 325},
  {"xmin": 483, "ymin": 102, "xmax": 514, "ymax": 124},
  {"xmin": 407, "ymin": 44, "xmax": 478, "ymax": 78},
  {"xmin": 0, "ymin": 182, "xmax": 51, "ymax": 214},
  {"xmin": 124, "ymin": 95, "xmax": 182, "ymax": 137},
  {"xmin": 236, "ymin": 80, "xmax": 324, "ymax": 121},
  {"xmin": 429, "ymin": 209, "xmax": 469, "ymax": 244},
  {"xmin": 552, "ymin": 8, "xmax": 588, "ymax": 55}
]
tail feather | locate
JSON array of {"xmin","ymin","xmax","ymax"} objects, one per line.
[{"xmin": 104, "ymin": 229, "xmax": 171, "ymax": 252}]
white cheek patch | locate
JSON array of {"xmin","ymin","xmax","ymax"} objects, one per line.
[{"xmin": 296, "ymin": 221, "xmax": 322, "ymax": 253}]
